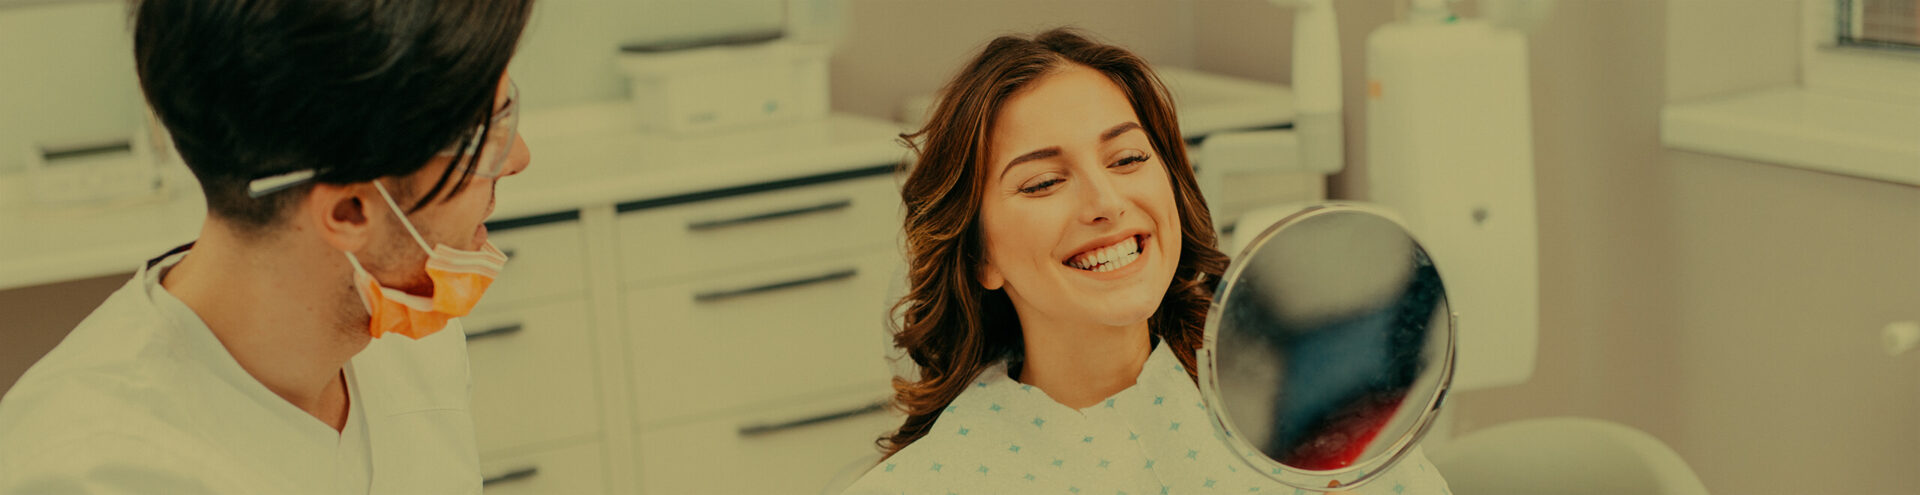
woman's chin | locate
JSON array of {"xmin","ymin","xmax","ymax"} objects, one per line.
[{"xmin": 1086, "ymin": 297, "xmax": 1164, "ymax": 330}]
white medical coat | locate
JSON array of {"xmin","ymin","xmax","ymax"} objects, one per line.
[
  {"xmin": 844, "ymin": 341, "xmax": 1452, "ymax": 495},
  {"xmin": 0, "ymin": 245, "xmax": 483, "ymax": 494}
]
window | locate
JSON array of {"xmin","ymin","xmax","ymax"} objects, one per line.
[
  {"xmin": 1660, "ymin": 1, "xmax": 1920, "ymax": 187},
  {"xmin": 1840, "ymin": 0, "xmax": 1920, "ymax": 49},
  {"xmin": 1802, "ymin": 0, "xmax": 1920, "ymax": 103}
]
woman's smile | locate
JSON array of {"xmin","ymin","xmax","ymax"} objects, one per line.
[{"xmin": 1064, "ymin": 233, "xmax": 1150, "ymax": 277}]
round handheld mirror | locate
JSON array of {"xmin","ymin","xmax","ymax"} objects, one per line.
[{"xmin": 1198, "ymin": 203, "xmax": 1455, "ymax": 491}]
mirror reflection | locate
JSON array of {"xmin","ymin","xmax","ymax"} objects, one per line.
[{"xmin": 1203, "ymin": 204, "xmax": 1453, "ymax": 489}]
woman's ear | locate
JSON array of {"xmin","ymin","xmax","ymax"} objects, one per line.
[
  {"xmin": 978, "ymin": 261, "xmax": 1005, "ymax": 291},
  {"xmin": 303, "ymin": 183, "xmax": 375, "ymax": 253}
]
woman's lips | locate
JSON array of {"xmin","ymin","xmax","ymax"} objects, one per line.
[{"xmin": 1064, "ymin": 234, "xmax": 1149, "ymax": 274}]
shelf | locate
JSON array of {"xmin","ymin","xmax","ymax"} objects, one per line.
[{"xmin": 1661, "ymin": 87, "xmax": 1920, "ymax": 186}]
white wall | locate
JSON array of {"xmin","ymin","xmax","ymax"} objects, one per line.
[
  {"xmin": 1664, "ymin": 2, "xmax": 1920, "ymax": 493},
  {"xmin": 0, "ymin": 1, "xmax": 146, "ymax": 176},
  {"xmin": 1666, "ymin": 149, "xmax": 1920, "ymax": 495},
  {"xmin": 829, "ymin": 0, "xmax": 1196, "ymax": 121},
  {"xmin": 1450, "ymin": 1, "xmax": 1920, "ymax": 493}
]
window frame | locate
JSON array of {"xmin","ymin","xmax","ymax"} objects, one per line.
[{"xmin": 1801, "ymin": 0, "xmax": 1920, "ymax": 104}]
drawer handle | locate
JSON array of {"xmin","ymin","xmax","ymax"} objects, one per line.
[
  {"xmin": 501, "ymin": 248, "xmax": 517, "ymax": 260},
  {"xmin": 686, "ymin": 199, "xmax": 853, "ymax": 232},
  {"xmin": 738, "ymin": 400, "xmax": 888, "ymax": 437},
  {"xmin": 465, "ymin": 323, "xmax": 524, "ymax": 342},
  {"xmin": 693, "ymin": 268, "xmax": 857, "ymax": 304},
  {"xmin": 481, "ymin": 466, "xmax": 539, "ymax": 486}
]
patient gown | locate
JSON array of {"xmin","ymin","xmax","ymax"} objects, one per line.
[{"xmin": 843, "ymin": 342, "xmax": 1451, "ymax": 495}]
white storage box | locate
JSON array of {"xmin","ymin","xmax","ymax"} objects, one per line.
[
  {"xmin": 617, "ymin": 39, "xmax": 830, "ymax": 133},
  {"xmin": 21, "ymin": 131, "xmax": 164, "ymax": 205}
]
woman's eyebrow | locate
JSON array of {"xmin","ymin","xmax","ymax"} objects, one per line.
[
  {"xmin": 1101, "ymin": 121, "xmax": 1142, "ymax": 141},
  {"xmin": 1000, "ymin": 122, "xmax": 1143, "ymax": 180},
  {"xmin": 1006, "ymin": 122, "xmax": 1136, "ymax": 179},
  {"xmin": 1002, "ymin": 147, "xmax": 1061, "ymax": 180}
]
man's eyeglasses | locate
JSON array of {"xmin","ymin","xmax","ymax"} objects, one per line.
[{"xmin": 247, "ymin": 81, "xmax": 520, "ymax": 198}]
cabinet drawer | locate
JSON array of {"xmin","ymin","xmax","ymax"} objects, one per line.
[
  {"xmin": 623, "ymin": 252, "xmax": 897, "ymax": 424},
  {"xmin": 614, "ymin": 174, "xmax": 899, "ymax": 286},
  {"xmin": 637, "ymin": 394, "xmax": 899, "ymax": 495},
  {"xmin": 465, "ymin": 299, "xmax": 601, "ymax": 454},
  {"xmin": 476, "ymin": 214, "xmax": 589, "ymax": 310},
  {"xmin": 480, "ymin": 440, "xmax": 607, "ymax": 495}
]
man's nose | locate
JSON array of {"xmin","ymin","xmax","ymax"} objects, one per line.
[{"xmin": 499, "ymin": 135, "xmax": 531, "ymax": 178}]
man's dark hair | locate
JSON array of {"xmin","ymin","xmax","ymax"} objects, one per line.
[{"xmin": 133, "ymin": 0, "xmax": 534, "ymax": 232}]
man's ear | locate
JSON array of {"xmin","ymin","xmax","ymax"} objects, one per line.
[{"xmin": 304, "ymin": 183, "xmax": 374, "ymax": 253}]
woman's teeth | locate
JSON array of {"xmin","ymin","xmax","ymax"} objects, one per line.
[{"xmin": 1067, "ymin": 236, "xmax": 1142, "ymax": 272}]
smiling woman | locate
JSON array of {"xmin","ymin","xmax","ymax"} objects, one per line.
[
  {"xmin": 972, "ymin": 63, "xmax": 1188, "ymax": 408},
  {"xmin": 847, "ymin": 28, "xmax": 1450, "ymax": 495},
  {"xmin": 873, "ymin": 26, "xmax": 1224, "ymax": 457}
]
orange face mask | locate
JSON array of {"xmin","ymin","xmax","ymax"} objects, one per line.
[{"xmin": 344, "ymin": 181, "xmax": 508, "ymax": 340}]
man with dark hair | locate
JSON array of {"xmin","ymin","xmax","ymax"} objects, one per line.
[{"xmin": 0, "ymin": 0, "xmax": 535, "ymax": 492}]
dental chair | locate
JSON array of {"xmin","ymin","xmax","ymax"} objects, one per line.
[{"xmin": 1427, "ymin": 417, "xmax": 1710, "ymax": 495}]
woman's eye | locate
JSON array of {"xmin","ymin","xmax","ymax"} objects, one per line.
[
  {"xmin": 1110, "ymin": 154, "xmax": 1149, "ymax": 169},
  {"xmin": 1020, "ymin": 178, "xmax": 1064, "ymax": 194}
]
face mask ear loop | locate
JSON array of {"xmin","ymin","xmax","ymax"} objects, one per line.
[
  {"xmin": 372, "ymin": 181, "xmax": 434, "ymax": 252},
  {"xmin": 341, "ymin": 251, "xmax": 376, "ymax": 313}
]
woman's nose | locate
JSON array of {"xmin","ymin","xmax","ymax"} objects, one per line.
[{"xmin": 1078, "ymin": 171, "xmax": 1126, "ymax": 224}]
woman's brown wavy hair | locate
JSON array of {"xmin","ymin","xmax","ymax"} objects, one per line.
[{"xmin": 880, "ymin": 27, "xmax": 1230, "ymax": 456}]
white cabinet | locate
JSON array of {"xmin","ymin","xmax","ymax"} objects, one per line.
[
  {"xmin": 613, "ymin": 170, "xmax": 904, "ymax": 492},
  {"xmin": 613, "ymin": 173, "xmax": 901, "ymax": 286},
  {"xmin": 462, "ymin": 113, "xmax": 912, "ymax": 494},
  {"xmin": 474, "ymin": 215, "xmax": 590, "ymax": 309},
  {"xmin": 478, "ymin": 440, "xmax": 609, "ymax": 495},
  {"xmin": 465, "ymin": 299, "xmax": 601, "ymax": 455},
  {"xmin": 636, "ymin": 394, "xmax": 901, "ymax": 495},
  {"xmin": 622, "ymin": 252, "xmax": 897, "ymax": 425},
  {"xmin": 463, "ymin": 216, "xmax": 610, "ymax": 492}
]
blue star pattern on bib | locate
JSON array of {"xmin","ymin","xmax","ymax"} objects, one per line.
[{"xmin": 843, "ymin": 342, "xmax": 1451, "ymax": 494}]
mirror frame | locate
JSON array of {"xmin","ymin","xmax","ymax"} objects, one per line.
[{"xmin": 1196, "ymin": 203, "xmax": 1457, "ymax": 491}]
